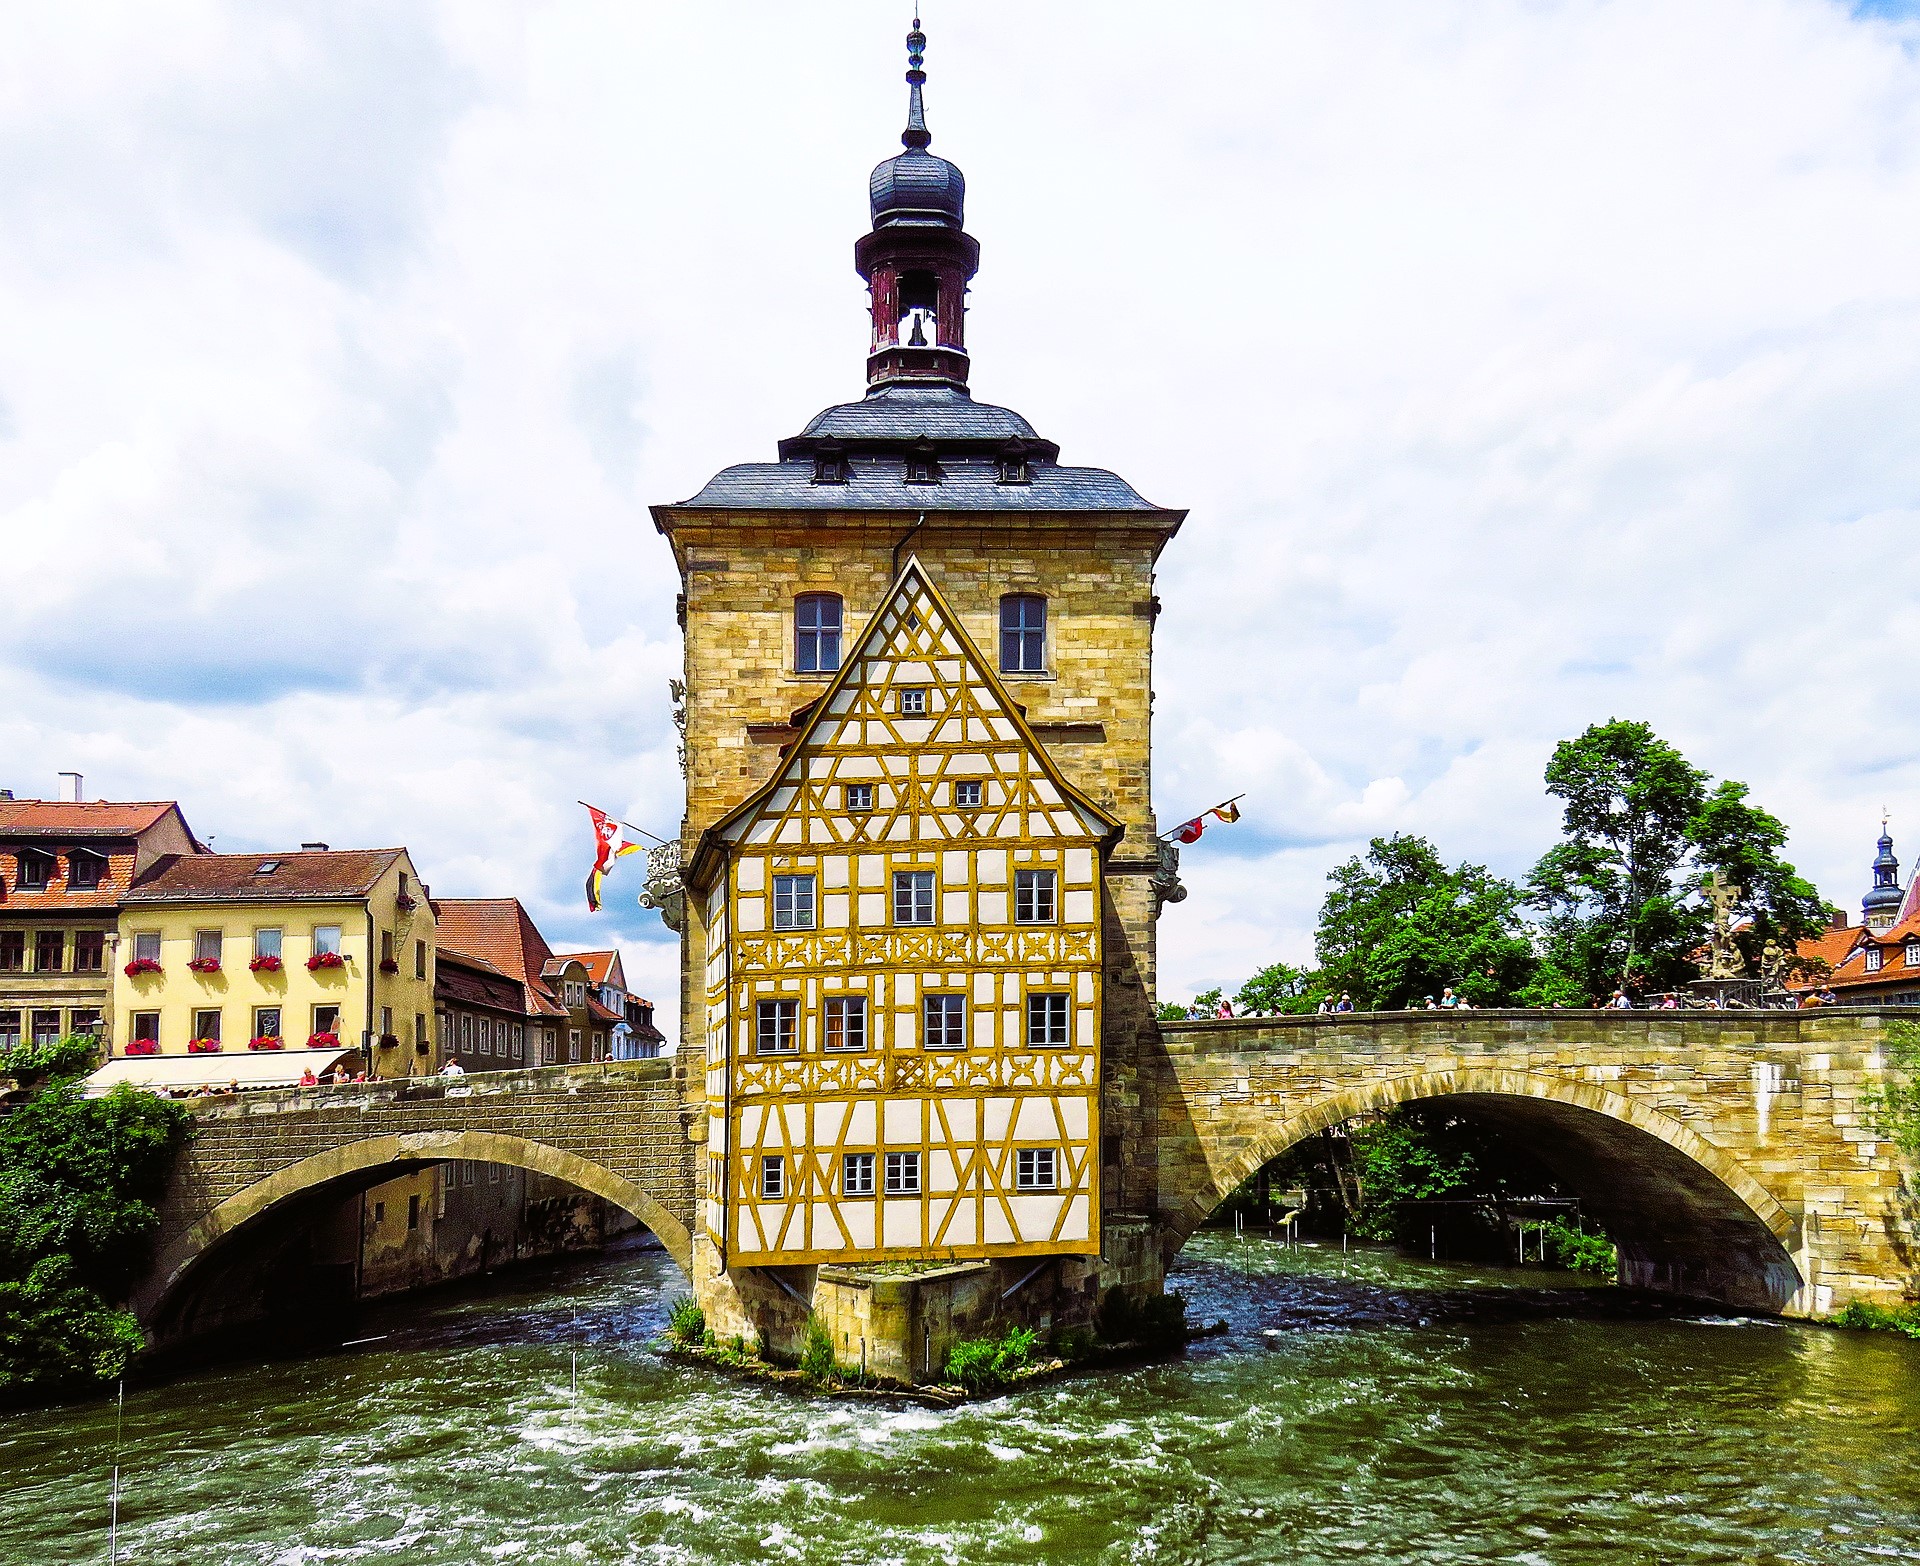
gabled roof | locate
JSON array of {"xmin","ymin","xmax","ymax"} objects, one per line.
[
  {"xmin": 565, "ymin": 948, "xmax": 626, "ymax": 989},
  {"xmin": 0, "ymin": 800, "xmax": 191, "ymax": 839},
  {"xmin": 585, "ymin": 995, "xmax": 622, "ymax": 1025},
  {"xmin": 124, "ymin": 849, "xmax": 402, "ymax": 903},
  {"xmin": 686, "ymin": 556, "xmax": 1121, "ymax": 890},
  {"xmin": 431, "ymin": 898, "xmax": 566, "ymax": 1017},
  {"xmin": 1793, "ymin": 915, "xmax": 1920, "ymax": 992}
]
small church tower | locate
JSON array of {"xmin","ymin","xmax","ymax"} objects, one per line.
[
  {"xmin": 1863, "ymin": 818, "xmax": 1903, "ymax": 932},
  {"xmin": 649, "ymin": 19, "xmax": 1184, "ymax": 1366}
]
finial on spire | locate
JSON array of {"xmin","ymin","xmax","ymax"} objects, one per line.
[{"xmin": 902, "ymin": 13, "xmax": 931, "ymax": 151}]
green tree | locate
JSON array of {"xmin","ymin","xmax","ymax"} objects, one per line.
[
  {"xmin": 0, "ymin": 1037, "xmax": 189, "ymax": 1402},
  {"xmin": 1528, "ymin": 720, "xmax": 1826, "ymax": 996},
  {"xmin": 1234, "ymin": 962, "xmax": 1324, "ymax": 1016},
  {"xmin": 1315, "ymin": 834, "xmax": 1536, "ymax": 1010}
]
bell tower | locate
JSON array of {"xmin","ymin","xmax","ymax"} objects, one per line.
[{"xmin": 650, "ymin": 17, "xmax": 1185, "ymax": 1373}]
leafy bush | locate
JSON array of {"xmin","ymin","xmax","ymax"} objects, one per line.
[
  {"xmin": 665, "ymin": 1295, "xmax": 706, "ymax": 1346},
  {"xmin": 799, "ymin": 1314, "xmax": 837, "ymax": 1381},
  {"xmin": 1832, "ymin": 1301, "xmax": 1920, "ymax": 1339},
  {"xmin": 0, "ymin": 1037, "xmax": 189, "ymax": 1402},
  {"xmin": 1052, "ymin": 1325, "xmax": 1097, "ymax": 1363},
  {"xmin": 943, "ymin": 1324, "xmax": 1038, "ymax": 1391},
  {"xmin": 1542, "ymin": 1218, "xmax": 1617, "ymax": 1275}
]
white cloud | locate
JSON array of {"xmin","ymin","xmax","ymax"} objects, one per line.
[{"xmin": 3, "ymin": 1, "xmax": 1918, "ymax": 1029}]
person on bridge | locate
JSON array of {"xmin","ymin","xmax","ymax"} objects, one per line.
[
  {"xmin": 299, "ymin": 1066, "xmax": 318, "ymax": 1086},
  {"xmin": 1609, "ymin": 990, "xmax": 1633, "ymax": 1009},
  {"xmin": 442, "ymin": 1058, "xmax": 466, "ymax": 1076},
  {"xmin": 1335, "ymin": 993, "xmax": 1355, "ymax": 1012},
  {"xmin": 1440, "ymin": 988, "xmax": 1459, "ymax": 1008}
]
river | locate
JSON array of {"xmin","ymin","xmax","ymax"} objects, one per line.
[{"xmin": 5, "ymin": 1232, "xmax": 1917, "ymax": 1565}]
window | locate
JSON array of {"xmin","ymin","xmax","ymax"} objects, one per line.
[
  {"xmin": 840, "ymin": 1152, "xmax": 877, "ymax": 1196},
  {"xmin": 773, "ymin": 874, "xmax": 817, "ymax": 930},
  {"xmin": 845, "ymin": 783, "xmax": 874, "ymax": 812},
  {"xmin": 479, "ymin": 1019, "xmax": 493, "ymax": 1056},
  {"xmin": 254, "ymin": 927, "xmax": 283, "ymax": 962},
  {"xmin": 15, "ymin": 850, "xmax": 53, "ymax": 891},
  {"xmin": 488, "ymin": 1164, "xmax": 500, "ymax": 1185},
  {"xmin": 31, "ymin": 1010, "xmax": 60, "ymax": 1045},
  {"xmin": 380, "ymin": 1005, "xmax": 393, "ymax": 1039},
  {"xmin": 923, "ymin": 993, "xmax": 966, "ymax": 1050},
  {"xmin": 69, "ymin": 1008, "xmax": 102, "ymax": 1038},
  {"xmin": 568, "ymin": 1028, "xmax": 582, "ymax": 1061},
  {"xmin": 1027, "ymin": 993, "xmax": 1070, "ymax": 1047},
  {"xmin": 893, "ymin": 870, "xmax": 935, "ymax": 926},
  {"xmin": 314, "ymin": 1005, "xmax": 341, "ymax": 1038},
  {"xmin": 543, "ymin": 1029, "xmax": 557, "ymax": 1064},
  {"xmin": 68, "ymin": 850, "xmax": 105, "ymax": 890},
  {"xmin": 1907, "ymin": 943, "xmax": 1920, "ymax": 969},
  {"xmin": 593, "ymin": 1031, "xmax": 605, "ymax": 1058},
  {"xmin": 812, "ymin": 442, "xmax": 848, "ymax": 485},
  {"xmin": 459, "ymin": 1014, "xmax": 473, "ymax": 1052},
  {"xmin": 373, "ymin": 1202, "xmax": 385, "ymax": 1224},
  {"xmin": 254, "ymin": 1007, "xmax": 282, "ymax": 1041},
  {"xmin": 996, "ymin": 441, "xmax": 1033, "ymax": 485},
  {"xmin": 1000, "ymin": 595, "xmax": 1047, "ymax": 674},
  {"xmin": 760, "ymin": 1155, "xmax": 786, "ymax": 1199},
  {"xmin": 133, "ymin": 931, "xmax": 161, "ymax": 964},
  {"xmin": 824, "ymin": 995, "xmax": 866, "ymax": 1052},
  {"xmin": 512, "ymin": 1023, "xmax": 524, "ymax": 1061},
  {"xmin": 73, "ymin": 930, "xmax": 105, "ymax": 972},
  {"xmin": 1015, "ymin": 1148, "xmax": 1058, "ymax": 1191},
  {"xmin": 254, "ymin": 860, "xmax": 281, "ymax": 875},
  {"xmin": 193, "ymin": 929, "xmax": 222, "ymax": 965},
  {"xmin": 904, "ymin": 441, "xmax": 941, "ymax": 485},
  {"xmin": 1015, "ymin": 869, "xmax": 1057, "ymax": 924},
  {"xmin": 408, "ymin": 1194, "xmax": 420, "ymax": 1231},
  {"xmin": 192, "ymin": 1009, "xmax": 222, "ymax": 1045},
  {"xmin": 312, "ymin": 925, "xmax": 342, "ymax": 956},
  {"xmin": 34, "ymin": 931, "xmax": 64, "ymax": 972},
  {"xmin": 130, "ymin": 1012, "xmax": 159, "ymax": 1044},
  {"xmin": 415, "ymin": 939, "xmax": 427, "ymax": 979},
  {"xmin": 953, "ymin": 780, "xmax": 982, "ymax": 808},
  {"xmin": 0, "ymin": 932, "xmax": 21, "ymax": 971},
  {"xmin": 463, "ymin": 1161, "xmax": 476, "ymax": 1187},
  {"xmin": 756, "ymin": 999, "xmax": 798, "ymax": 1055},
  {"xmin": 416, "ymin": 1013, "xmax": 427, "ymax": 1049},
  {"xmin": 1866, "ymin": 949, "xmax": 1884, "ymax": 973},
  {"xmin": 381, "ymin": 931, "xmax": 395, "ymax": 967},
  {"xmin": 796, "ymin": 593, "xmax": 844, "ymax": 674},
  {"xmin": 0, "ymin": 1011, "xmax": 19, "ymax": 1049},
  {"xmin": 897, "ymin": 687, "xmax": 928, "ymax": 715},
  {"xmin": 884, "ymin": 1151, "xmax": 921, "ymax": 1195}
]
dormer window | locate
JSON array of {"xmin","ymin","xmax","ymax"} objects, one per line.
[
  {"xmin": 996, "ymin": 440, "xmax": 1032, "ymax": 485},
  {"xmin": 904, "ymin": 440, "xmax": 942, "ymax": 485},
  {"xmin": 812, "ymin": 442, "xmax": 849, "ymax": 485},
  {"xmin": 68, "ymin": 849, "xmax": 106, "ymax": 890},
  {"xmin": 1907, "ymin": 942, "xmax": 1920, "ymax": 968},
  {"xmin": 1865, "ymin": 948, "xmax": 1884, "ymax": 973},
  {"xmin": 15, "ymin": 849, "xmax": 53, "ymax": 891}
]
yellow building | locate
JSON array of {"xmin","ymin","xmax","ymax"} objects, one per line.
[
  {"xmin": 685, "ymin": 561, "xmax": 1117, "ymax": 1265},
  {"xmin": 104, "ymin": 847, "xmax": 437, "ymax": 1085},
  {"xmin": 651, "ymin": 20, "xmax": 1183, "ymax": 1355}
]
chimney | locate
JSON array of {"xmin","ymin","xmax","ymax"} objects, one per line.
[
  {"xmin": 58, "ymin": 772, "xmax": 84, "ymax": 803},
  {"xmin": 1830, "ymin": 908, "xmax": 1850, "ymax": 931},
  {"xmin": 300, "ymin": 841, "xmax": 330, "ymax": 852}
]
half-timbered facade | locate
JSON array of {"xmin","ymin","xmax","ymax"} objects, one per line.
[{"xmin": 685, "ymin": 562, "xmax": 1118, "ymax": 1263}]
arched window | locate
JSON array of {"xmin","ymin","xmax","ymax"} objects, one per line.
[
  {"xmin": 796, "ymin": 593, "xmax": 843, "ymax": 673},
  {"xmin": 1000, "ymin": 594, "xmax": 1046, "ymax": 674}
]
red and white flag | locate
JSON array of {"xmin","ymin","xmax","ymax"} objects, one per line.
[{"xmin": 582, "ymin": 803, "xmax": 642, "ymax": 912}]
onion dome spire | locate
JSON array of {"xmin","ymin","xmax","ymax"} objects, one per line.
[{"xmin": 903, "ymin": 15, "xmax": 931, "ymax": 150}]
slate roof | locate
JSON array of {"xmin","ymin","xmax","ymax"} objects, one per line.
[
  {"xmin": 782, "ymin": 386, "xmax": 1046, "ymax": 452},
  {"xmin": 125, "ymin": 849, "xmax": 400, "ymax": 903}
]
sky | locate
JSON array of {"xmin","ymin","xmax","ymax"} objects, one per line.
[{"xmin": 3, "ymin": 1, "xmax": 1918, "ymax": 1037}]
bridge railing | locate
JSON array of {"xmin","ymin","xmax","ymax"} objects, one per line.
[{"xmin": 183, "ymin": 1057, "xmax": 678, "ymax": 1120}]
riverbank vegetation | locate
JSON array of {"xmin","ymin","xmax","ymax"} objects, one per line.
[
  {"xmin": 1162, "ymin": 720, "xmax": 1828, "ymax": 1017},
  {"xmin": 0, "ymin": 1035, "xmax": 190, "ymax": 1404}
]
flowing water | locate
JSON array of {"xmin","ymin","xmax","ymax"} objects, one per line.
[{"xmin": 4, "ymin": 1233, "xmax": 1918, "ymax": 1565}]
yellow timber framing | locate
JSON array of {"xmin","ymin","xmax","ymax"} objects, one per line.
[{"xmin": 684, "ymin": 557, "xmax": 1120, "ymax": 1266}]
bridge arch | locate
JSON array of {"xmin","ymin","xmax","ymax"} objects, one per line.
[
  {"xmin": 136, "ymin": 1129, "xmax": 693, "ymax": 1333},
  {"xmin": 1166, "ymin": 1066, "xmax": 1804, "ymax": 1314}
]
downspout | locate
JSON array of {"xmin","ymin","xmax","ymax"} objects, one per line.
[
  {"xmin": 892, "ymin": 511, "xmax": 927, "ymax": 580},
  {"xmin": 365, "ymin": 901, "xmax": 378, "ymax": 1077}
]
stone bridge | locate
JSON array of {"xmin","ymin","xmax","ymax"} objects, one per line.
[
  {"xmin": 1138, "ymin": 1008, "xmax": 1911, "ymax": 1316},
  {"xmin": 136, "ymin": 1060, "xmax": 696, "ymax": 1341},
  {"xmin": 136, "ymin": 1010, "xmax": 1912, "ymax": 1338}
]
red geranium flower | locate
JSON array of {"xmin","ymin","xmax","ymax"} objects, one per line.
[
  {"xmin": 306, "ymin": 1031, "xmax": 341, "ymax": 1048},
  {"xmin": 187, "ymin": 957, "xmax": 221, "ymax": 974},
  {"xmin": 307, "ymin": 951, "xmax": 346, "ymax": 971},
  {"xmin": 247, "ymin": 1036, "xmax": 284, "ymax": 1051},
  {"xmin": 124, "ymin": 1038, "xmax": 159, "ymax": 1056},
  {"xmin": 249, "ymin": 954, "xmax": 284, "ymax": 973},
  {"xmin": 124, "ymin": 957, "xmax": 163, "ymax": 977},
  {"xmin": 187, "ymin": 1038, "xmax": 221, "ymax": 1054}
]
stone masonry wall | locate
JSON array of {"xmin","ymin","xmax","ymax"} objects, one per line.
[{"xmin": 1136, "ymin": 1009, "xmax": 1910, "ymax": 1317}]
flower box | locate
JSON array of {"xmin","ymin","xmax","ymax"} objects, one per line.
[
  {"xmin": 124, "ymin": 1038, "xmax": 159, "ymax": 1056},
  {"xmin": 124, "ymin": 958, "xmax": 163, "ymax": 977},
  {"xmin": 187, "ymin": 1038, "xmax": 221, "ymax": 1054},
  {"xmin": 394, "ymin": 893, "xmax": 417, "ymax": 912},
  {"xmin": 377, "ymin": 1032, "xmax": 400, "ymax": 1048},
  {"xmin": 379, "ymin": 959, "xmax": 400, "ymax": 974},
  {"xmin": 306, "ymin": 1031, "xmax": 341, "ymax": 1049},
  {"xmin": 249, "ymin": 955, "xmax": 284, "ymax": 974},
  {"xmin": 307, "ymin": 951, "xmax": 346, "ymax": 971},
  {"xmin": 187, "ymin": 957, "xmax": 222, "ymax": 974},
  {"xmin": 247, "ymin": 1036, "xmax": 284, "ymax": 1051}
]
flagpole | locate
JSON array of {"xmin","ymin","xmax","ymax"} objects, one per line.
[
  {"xmin": 1157, "ymin": 794, "xmax": 1246, "ymax": 842},
  {"xmin": 575, "ymin": 801, "xmax": 673, "ymax": 847}
]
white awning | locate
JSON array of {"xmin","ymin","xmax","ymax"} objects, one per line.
[{"xmin": 83, "ymin": 1048, "xmax": 360, "ymax": 1098}]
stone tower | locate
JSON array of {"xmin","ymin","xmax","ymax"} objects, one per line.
[
  {"xmin": 648, "ymin": 19, "xmax": 1183, "ymax": 1366},
  {"xmin": 1863, "ymin": 818, "xmax": 1903, "ymax": 931}
]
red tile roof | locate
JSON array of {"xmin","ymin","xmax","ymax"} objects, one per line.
[
  {"xmin": 0, "ymin": 800, "xmax": 186, "ymax": 838},
  {"xmin": 567, "ymin": 948, "xmax": 624, "ymax": 987},
  {"xmin": 431, "ymin": 899, "xmax": 564, "ymax": 1017},
  {"xmin": 585, "ymin": 995, "xmax": 622, "ymax": 1024},
  {"xmin": 1794, "ymin": 916, "xmax": 1920, "ymax": 997},
  {"xmin": 124, "ymin": 849, "xmax": 403, "ymax": 903}
]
